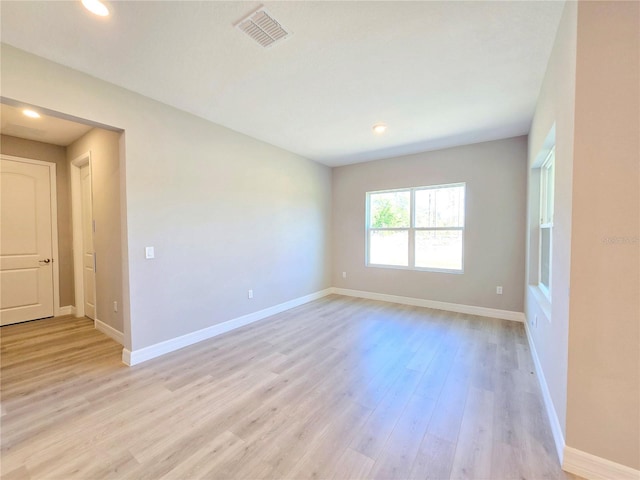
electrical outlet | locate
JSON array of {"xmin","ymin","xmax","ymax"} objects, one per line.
[
  {"xmin": 248, "ymin": 289, "xmax": 253, "ymax": 299},
  {"xmin": 496, "ymin": 286, "xmax": 503, "ymax": 295},
  {"xmin": 113, "ymin": 301, "xmax": 118, "ymax": 312},
  {"xmin": 342, "ymin": 271, "xmax": 347, "ymax": 279}
]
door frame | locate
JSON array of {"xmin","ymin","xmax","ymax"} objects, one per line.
[
  {"xmin": 70, "ymin": 151, "xmax": 95, "ymax": 318},
  {"xmin": 1, "ymin": 154, "xmax": 61, "ymax": 318}
]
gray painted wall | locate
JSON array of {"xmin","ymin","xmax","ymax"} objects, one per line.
[
  {"xmin": 1, "ymin": 44, "xmax": 332, "ymax": 351},
  {"xmin": 332, "ymin": 136, "xmax": 527, "ymax": 312}
]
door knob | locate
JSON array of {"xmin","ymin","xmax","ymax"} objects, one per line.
[{"xmin": 39, "ymin": 258, "xmax": 52, "ymax": 264}]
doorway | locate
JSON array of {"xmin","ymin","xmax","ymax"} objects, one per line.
[
  {"xmin": 1, "ymin": 100, "xmax": 128, "ymax": 350},
  {"xmin": 71, "ymin": 152, "xmax": 96, "ymax": 320},
  {"xmin": 0, "ymin": 155, "xmax": 60, "ymax": 325}
]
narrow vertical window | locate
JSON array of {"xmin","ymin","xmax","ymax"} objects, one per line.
[{"xmin": 539, "ymin": 147, "xmax": 555, "ymax": 297}]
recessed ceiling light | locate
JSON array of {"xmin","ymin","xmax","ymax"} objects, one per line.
[
  {"xmin": 23, "ymin": 109, "xmax": 41, "ymax": 119},
  {"xmin": 82, "ymin": 0, "xmax": 110, "ymax": 17},
  {"xmin": 372, "ymin": 123, "xmax": 387, "ymax": 134}
]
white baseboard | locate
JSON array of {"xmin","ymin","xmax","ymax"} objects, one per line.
[
  {"xmin": 57, "ymin": 305, "xmax": 76, "ymax": 316},
  {"xmin": 563, "ymin": 446, "xmax": 640, "ymax": 480},
  {"xmin": 331, "ymin": 288, "xmax": 525, "ymax": 322},
  {"xmin": 122, "ymin": 288, "xmax": 333, "ymax": 366},
  {"xmin": 524, "ymin": 319, "xmax": 566, "ymax": 464},
  {"xmin": 95, "ymin": 318, "xmax": 124, "ymax": 345}
]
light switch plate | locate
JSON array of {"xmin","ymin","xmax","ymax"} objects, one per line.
[{"xmin": 145, "ymin": 246, "xmax": 155, "ymax": 259}]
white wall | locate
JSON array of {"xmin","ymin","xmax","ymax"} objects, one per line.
[
  {"xmin": 332, "ymin": 136, "xmax": 527, "ymax": 312},
  {"xmin": 1, "ymin": 44, "xmax": 332, "ymax": 351}
]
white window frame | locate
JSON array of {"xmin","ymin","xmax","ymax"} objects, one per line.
[
  {"xmin": 538, "ymin": 147, "xmax": 555, "ymax": 299},
  {"xmin": 365, "ymin": 182, "xmax": 465, "ymax": 274}
]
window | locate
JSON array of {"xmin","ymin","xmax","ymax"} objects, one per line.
[
  {"xmin": 366, "ymin": 183, "xmax": 465, "ymax": 272},
  {"xmin": 539, "ymin": 147, "xmax": 555, "ymax": 297}
]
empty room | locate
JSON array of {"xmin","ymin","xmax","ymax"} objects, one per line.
[{"xmin": 0, "ymin": 1, "xmax": 638, "ymax": 479}]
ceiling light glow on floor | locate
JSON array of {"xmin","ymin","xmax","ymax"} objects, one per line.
[
  {"xmin": 82, "ymin": 0, "xmax": 110, "ymax": 17},
  {"xmin": 372, "ymin": 123, "xmax": 387, "ymax": 134},
  {"xmin": 22, "ymin": 109, "xmax": 41, "ymax": 119}
]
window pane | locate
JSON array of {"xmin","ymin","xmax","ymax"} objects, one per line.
[
  {"xmin": 540, "ymin": 227, "xmax": 551, "ymax": 289},
  {"xmin": 415, "ymin": 186, "xmax": 465, "ymax": 228},
  {"xmin": 369, "ymin": 191, "xmax": 410, "ymax": 228},
  {"xmin": 541, "ymin": 149, "xmax": 555, "ymax": 224},
  {"xmin": 545, "ymin": 161, "xmax": 554, "ymax": 222},
  {"xmin": 369, "ymin": 230, "xmax": 408, "ymax": 266},
  {"xmin": 415, "ymin": 230, "xmax": 462, "ymax": 270}
]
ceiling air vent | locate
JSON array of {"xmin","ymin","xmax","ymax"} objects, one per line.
[{"xmin": 236, "ymin": 7, "xmax": 290, "ymax": 48}]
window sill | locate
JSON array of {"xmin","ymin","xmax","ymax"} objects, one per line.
[
  {"xmin": 366, "ymin": 264, "xmax": 464, "ymax": 275},
  {"xmin": 529, "ymin": 284, "xmax": 552, "ymax": 321}
]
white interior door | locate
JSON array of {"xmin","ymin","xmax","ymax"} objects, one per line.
[
  {"xmin": 1, "ymin": 158, "xmax": 54, "ymax": 325},
  {"xmin": 80, "ymin": 164, "xmax": 96, "ymax": 320}
]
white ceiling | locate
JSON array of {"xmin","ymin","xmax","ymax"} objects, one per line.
[
  {"xmin": 0, "ymin": 103, "xmax": 93, "ymax": 146},
  {"xmin": 0, "ymin": 1, "xmax": 565, "ymax": 166}
]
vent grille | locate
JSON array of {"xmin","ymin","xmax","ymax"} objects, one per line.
[{"xmin": 236, "ymin": 8, "xmax": 290, "ymax": 48}]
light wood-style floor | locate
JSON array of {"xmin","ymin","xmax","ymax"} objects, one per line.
[{"xmin": 1, "ymin": 295, "xmax": 576, "ymax": 479}]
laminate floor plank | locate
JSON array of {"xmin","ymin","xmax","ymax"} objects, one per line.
[
  {"xmin": 350, "ymin": 368, "xmax": 423, "ymax": 459},
  {"xmin": 284, "ymin": 400, "xmax": 372, "ymax": 480},
  {"xmin": 0, "ymin": 295, "xmax": 576, "ymax": 479},
  {"xmin": 368, "ymin": 393, "xmax": 437, "ymax": 480},
  {"xmin": 331, "ymin": 448, "xmax": 375, "ymax": 480},
  {"xmin": 449, "ymin": 386, "xmax": 494, "ymax": 479},
  {"xmin": 409, "ymin": 433, "xmax": 456, "ymax": 480}
]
